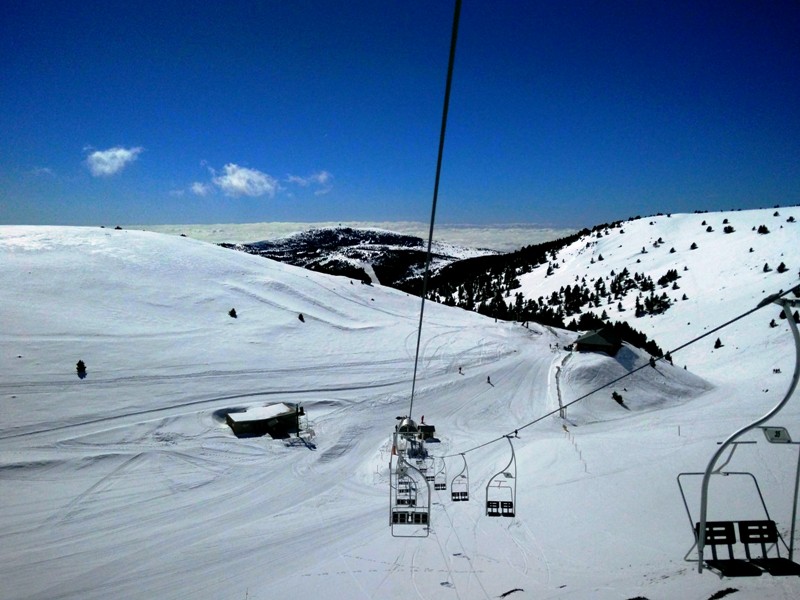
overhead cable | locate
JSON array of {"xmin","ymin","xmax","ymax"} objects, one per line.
[{"xmin": 408, "ymin": 0, "xmax": 462, "ymax": 421}]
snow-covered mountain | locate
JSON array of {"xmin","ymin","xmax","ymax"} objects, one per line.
[
  {"xmin": 221, "ymin": 226, "xmax": 496, "ymax": 289},
  {"xmin": 512, "ymin": 207, "xmax": 799, "ymax": 381},
  {"xmin": 1, "ymin": 220, "xmax": 799, "ymax": 600}
]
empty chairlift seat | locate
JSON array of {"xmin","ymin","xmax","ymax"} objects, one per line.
[
  {"xmin": 396, "ymin": 476, "xmax": 416, "ymax": 506},
  {"xmin": 390, "ymin": 457, "xmax": 431, "ymax": 538},
  {"xmin": 485, "ymin": 495, "xmax": 515, "ymax": 517},
  {"xmin": 485, "ymin": 435, "xmax": 517, "ymax": 518},
  {"xmin": 451, "ymin": 478, "xmax": 468, "ymax": 501},
  {"xmin": 696, "ymin": 521, "xmax": 763, "ymax": 577},
  {"xmin": 451, "ymin": 454, "xmax": 470, "ymax": 501},
  {"xmin": 424, "ymin": 457, "xmax": 436, "ymax": 482},
  {"xmin": 392, "ymin": 510, "xmax": 429, "ymax": 525},
  {"xmin": 739, "ymin": 520, "xmax": 800, "ymax": 576},
  {"xmin": 434, "ymin": 458, "xmax": 447, "ymax": 491}
]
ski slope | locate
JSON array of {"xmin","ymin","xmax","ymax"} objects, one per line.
[{"xmin": 1, "ymin": 222, "xmax": 799, "ymax": 600}]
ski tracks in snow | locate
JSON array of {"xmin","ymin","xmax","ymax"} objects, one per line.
[
  {"xmin": 432, "ymin": 491, "xmax": 491, "ymax": 600},
  {"xmin": 48, "ymin": 451, "xmax": 146, "ymax": 526}
]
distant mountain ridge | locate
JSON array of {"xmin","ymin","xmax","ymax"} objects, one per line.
[
  {"xmin": 221, "ymin": 207, "xmax": 800, "ymax": 365},
  {"xmin": 220, "ymin": 226, "xmax": 497, "ymax": 288}
]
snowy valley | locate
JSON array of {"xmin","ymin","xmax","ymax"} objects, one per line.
[{"xmin": 1, "ymin": 207, "xmax": 799, "ymax": 600}]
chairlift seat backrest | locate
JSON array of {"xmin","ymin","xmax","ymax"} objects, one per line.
[
  {"xmin": 739, "ymin": 520, "xmax": 779, "ymax": 549},
  {"xmin": 486, "ymin": 500, "xmax": 514, "ymax": 517},
  {"xmin": 739, "ymin": 520, "xmax": 800, "ymax": 576},
  {"xmin": 696, "ymin": 521, "xmax": 763, "ymax": 577},
  {"xmin": 392, "ymin": 510, "xmax": 427, "ymax": 525}
]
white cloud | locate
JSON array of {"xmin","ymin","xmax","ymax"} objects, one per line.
[
  {"xmin": 191, "ymin": 182, "xmax": 213, "ymax": 196},
  {"xmin": 212, "ymin": 163, "xmax": 278, "ymax": 197},
  {"xmin": 312, "ymin": 170, "xmax": 332, "ymax": 185},
  {"xmin": 85, "ymin": 146, "xmax": 143, "ymax": 177},
  {"xmin": 286, "ymin": 174, "xmax": 309, "ymax": 186},
  {"xmin": 286, "ymin": 170, "xmax": 333, "ymax": 195},
  {"xmin": 29, "ymin": 166, "xmax": 55, "ymax": 177}
]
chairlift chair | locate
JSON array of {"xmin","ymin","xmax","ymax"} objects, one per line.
[
  {"xmin": 486, "ymin": 435, "xmax": 517, "ymax": 518},
  {"xmin": 451, "ymin": 454, "xmax": 469, "ymax": 501},
  {"xmin": 424, "ymin": 456, "xmax": 436, "ymax": 482},
  {"xmin": 679, "ymin": 292, "xmax": 800, "ymax": 575},
  {"xmin": 739, "ymin": 520, "xmax": 800, "ymax": 576},
  {"xmin": 679, "ymin": 465, "xmax": 800, "ymax": 577},
  {"xmin": 434, "ymin": 457, "xmax": 447, "ymax": 491},
  {"xmin": 389, "ymin": 455, "xmax": 431, "ymax": 538}
]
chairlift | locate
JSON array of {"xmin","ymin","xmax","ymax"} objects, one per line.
[
  {"xmin": 678, "ymin": 445, "xmax": 778, "ymax": 577},
  {"xmin": 678, "ymin": 293, "xmax": 800, "ymax": 576},
  {"xmin": 486, "ymin": 435, "xmax": 517, "ymax": 517},
  {"xmin": 451, "ymin": 453, "xmax": 469, "ymax": 501},
  {"xmin": 434, "ymin": 457, "xmax": 447, "ymax": 491},
  {"xmin": 424, "ymin": 456, "xmax": 436, "ymax": 482},
  {"xmin": 389, "ymin": 455, "xmax": 431, "ymax": 538}
]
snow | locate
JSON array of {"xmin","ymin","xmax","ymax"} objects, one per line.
[
  {"xmin": 515, "ymin": 207, "xmax": 800, "ymax": 384},
  {"xmin": 1, "ymin": 218, "xmax": 799, "ymax": 600},
  {"xmin": 227, "ymin": 403, "xmax": 294, "ymax": 423}
]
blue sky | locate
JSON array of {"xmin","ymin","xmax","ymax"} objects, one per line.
[{"xmin": 2, "ymin": 1, "xmax": 798, "ymax": 229}]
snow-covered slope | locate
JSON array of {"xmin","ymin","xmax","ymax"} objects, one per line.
[
  {"xmin": 1, "ymin": 225, "xmax": 799, "ymax": 600},
  {"xmin": 516, "ymin": 207, "xmax": 800, "ymax": 382}
]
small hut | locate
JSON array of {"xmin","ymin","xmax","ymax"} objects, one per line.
[
  {"xmin": 574, "ymin": 328, "xmax": 622, "ymax": 356},
  {"xmin": 226, "ymin": 403, "xmax": 304, "ymax": 438},
  {"xmin": 418, "ymin": 424, "xmax": 436, "ymax": 441}
]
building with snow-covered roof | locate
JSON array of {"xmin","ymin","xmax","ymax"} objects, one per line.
[
  {"xmin": 574, "ymin": 328, "xmax": 622, "ymax": 356},
  {"xmin": 226, "ymin": 403, "xmax": 304, "ymax": 438}
]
